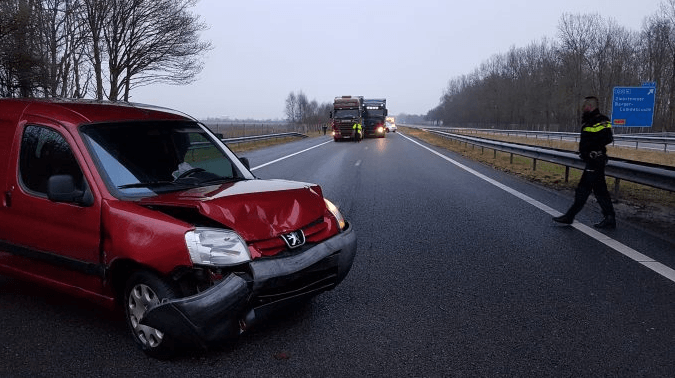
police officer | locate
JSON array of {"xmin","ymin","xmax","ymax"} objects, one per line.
[
  {"xmin": 353, "ymin": 122, "xmax": 362, "ymax": 142},
  {"xmin": 553, "ymin": 96, "xmax": 616, "ymax": 229}
]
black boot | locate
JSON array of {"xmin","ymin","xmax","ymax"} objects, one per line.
[
  {"xmin": 594, "ymin": 215, "xmax": 616, "ymax": 229},
  {"xmin": 553, "ymin": 213, "xmax": 574, "ymax": 224}
]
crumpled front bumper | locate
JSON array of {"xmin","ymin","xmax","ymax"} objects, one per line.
[{"xmin": 140, "ymin": 222, "xmax": 357, "ymax": 348}]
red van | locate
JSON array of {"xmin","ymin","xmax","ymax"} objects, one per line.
[{"xmin": 0, "ymin": 99, "xmax": 356, "ymax": 358}]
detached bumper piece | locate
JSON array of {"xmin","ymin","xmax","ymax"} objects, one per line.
[
  {"xmin": 141, "ymin": 223, "xmax": 357, "ymax": 348},
  {"xmin": 140, "ymin": 274, "xmax": 249, "ymax": 348}
]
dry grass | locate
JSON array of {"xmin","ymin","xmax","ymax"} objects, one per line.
[
  {"xmin": 226, "ymin": 131, "xmax": 322, "ymax": 153},
  {"xmin": 400, "ymin": 126, "xmax": 675, "ymax": 236}
]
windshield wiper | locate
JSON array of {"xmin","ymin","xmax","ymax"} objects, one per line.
[
  {"xmin": 118, "ymin": 181, "xmax": 186, "ymax": 189},
  {"xmin": 199, "ymin": 176, "xmax": 248, "ymax": 185}
]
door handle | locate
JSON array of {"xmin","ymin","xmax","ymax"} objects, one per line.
[{"xmin": 3, "ymin": 186, "xmax": 12, "ymax": 207}]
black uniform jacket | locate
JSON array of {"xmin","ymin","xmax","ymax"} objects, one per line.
[{"xmin": 578, "ymin": 109, "xmax": 613, "ymax": 161}]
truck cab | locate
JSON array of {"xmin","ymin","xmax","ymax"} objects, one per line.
[
  {"xmin": 330, "ymin": 96, "xmax": 364, "ymax": 141},
  {"xmin": 362, "ymin": 98, "xmax": 387, "ymax": 138}
]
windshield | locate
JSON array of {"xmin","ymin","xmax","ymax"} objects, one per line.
[
  {"xmin": 365, "ymin": 109, "xmax": 386, "ymax": 118},
  {"xmin": 334, "ymin": 109, "xmax": 360, "ymax": 118},
  {"xmin": 81, "ymin": 121, "xmax": 253, "ymax": 197}
]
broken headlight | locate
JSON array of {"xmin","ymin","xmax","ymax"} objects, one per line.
[
  {"xmin": 324, "ymin": 198, "xmax": 346, "ymax": 231},
  {"xmin": 184, "ymin": 228, "xmax": 251, "ymax": 266}
]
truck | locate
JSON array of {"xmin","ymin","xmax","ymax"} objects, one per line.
[
  {"xmin": 329, "ymin": 95, "xmax": 364, "ymax": 141},
  {"xmin": 362, "ymin": 98, "xmax": 388, "ymax": 138}
]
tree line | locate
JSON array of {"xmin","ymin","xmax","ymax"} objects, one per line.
[
  {"xmin": 284, "ymin": 91, "xmax": 332, "ymax": 125},
  {"xmin": 0, "ymin": 0, "xmax": 211, "ymax": 100},
  {"xmin": 428, "ymin": 2, "xmax": 675, "ymax": 133}
]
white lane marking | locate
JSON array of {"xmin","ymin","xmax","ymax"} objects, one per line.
[
  {"xmin": 250, "ymin": 140, "xmax": 332, "ymax": 171},
  {"xmin": 355, "ymin": 160, "xmax": 362, "ymax": 167},
  {"xmin": 399, "ymin": 132, "xmax": 675, "ymax": 283}
]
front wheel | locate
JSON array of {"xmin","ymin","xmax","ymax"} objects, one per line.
[{"xmin": 124, "ymin": 270, "xmax": 178, "ymax": 359}]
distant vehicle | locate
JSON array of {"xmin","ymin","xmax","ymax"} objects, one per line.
[
  {"xmin": 362, "ymin": 98, "xmax": 387, "ymax": 138},
  {"xmin": 330, "ymin": 96, "xmax": 364, "ymax": 141},
  {"xmin": 385, "ymin": 122, "xmax": 397, "ymax": 132}
]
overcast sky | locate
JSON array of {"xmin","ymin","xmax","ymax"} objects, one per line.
[{"xmin": 131, "ymin": 0, "xmax": 663, "ymax": 120}]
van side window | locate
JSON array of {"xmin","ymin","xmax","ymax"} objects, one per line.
[{"xmin": 19, "ymin": 125, "xmax": 85, "ymax": 195}]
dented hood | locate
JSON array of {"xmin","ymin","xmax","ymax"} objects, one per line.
[{"xmin": 139, "ymin": 179, "xmax": 326, "ymax": 241}]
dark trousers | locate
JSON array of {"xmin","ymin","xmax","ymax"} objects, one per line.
[{"xmin": 566, "ymin": 158, "xmax": 615, "ymax": 218}]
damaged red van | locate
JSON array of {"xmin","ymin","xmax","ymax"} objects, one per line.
[{"xmin": 0, "ymin": 98, "xmax": 357, "ymax": 358}]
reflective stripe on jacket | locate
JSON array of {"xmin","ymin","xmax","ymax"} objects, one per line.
[{"xmin": 582, "ymin": 121, "xmax": 612, "ymax": 133}]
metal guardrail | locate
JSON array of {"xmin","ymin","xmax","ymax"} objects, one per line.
[
  {"xmin": 221, "ymin": 132, "xmax": 306, "ymax": 144},
  {"xmin": 423, "ymin": 129, "xmax": 675, "ymax": 193},
  {"xmin": 424, "ymin": 126, "xmax": 674, "ymax": 152},
  {"xmin": 186, "ymin": 133, "xmax": 307, "ymax": 155}
]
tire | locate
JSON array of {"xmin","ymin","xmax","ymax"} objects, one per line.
[{"xmin": 124, "ymin": 270, "xmax": 178, "ymax": 359}]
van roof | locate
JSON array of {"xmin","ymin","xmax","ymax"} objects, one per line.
[
  {"xmin": 0, "ymin": 98, "xmax": 194, "ymax": 128},
  {"xmin": 0, "ymin": 98, "xmax": 196, "ymax": 193}
]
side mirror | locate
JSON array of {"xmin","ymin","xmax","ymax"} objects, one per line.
[
  {"xmin": 329, "ymin": 111, "xmax": 333, "ymax": 119},
  {"xmin": 239, "ymin": 157, "xmax": 250, "ymax": 170},
  {"xmin": 47, "ymin": 175, "xmax": 94, "ymax": 206}
]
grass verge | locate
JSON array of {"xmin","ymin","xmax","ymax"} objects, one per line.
[{"xmin": 226, "ymin": 131, "xmax": 323, "ymax": 153}]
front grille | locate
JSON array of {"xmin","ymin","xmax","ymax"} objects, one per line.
[
  {"xmin": 336, "ymin": 121, "xmax": 355, "ymax": 136},
  {"xmin": 250, "ymin": 217, "xmax": 331, "ymax": 257}
]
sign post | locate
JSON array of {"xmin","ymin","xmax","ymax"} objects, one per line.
[{"xmin": 611, "ymin": 84, "xmax": 656, "ymax": 128}]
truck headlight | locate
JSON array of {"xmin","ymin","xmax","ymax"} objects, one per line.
[
  {"xmin": 324, "ymin": 198, "xmax": 346, "ymax": 230},
  {"xmin": 185, "ymin": 228, "xmax": 251, "ymax": 266}
]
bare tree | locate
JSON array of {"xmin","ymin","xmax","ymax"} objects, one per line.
[
  {"xmin": 1, "ymin": 0, "xmax": 209, "ymax": 101},
  {"xmin": 434, "ymin": 11, "xmax": 675, "ymax": 132},
  {"xmin": 296, "ymin": 91, "xmax": 309, "ymax": 123},
  {"xmin": 655, "ymin": 0, "xmax": 675, "ymax": 131},
  {"xmin": 40, "ymin": 0, "xmax": 92, "ymax": 98},
  {"xmin": 285, "ymin": 90, "xmax": 330, "ymax": 126},
  {"xmin": 285, "ymin": 91, "xmax": 298, "ymax": 123},
  {"xmin": 0, "ymin": 0, "xmax": 49, "ymax": 97},
  {"xmin": 81, "ymin": 0, "xmax": 109, "ymax": 99},
  {"xmin": 103, "ymin": 0, "xmax": 211, "ymax": 101}
]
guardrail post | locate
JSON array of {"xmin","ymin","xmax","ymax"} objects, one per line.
[
  {"xmin": 510, "ymin": 153, "xmax": 513, "ymax": 164},
  {"xmin": 532, "ymin": 158, "xmax": 537, "ymax": 171},
  {"xmin": 565, "ymin": 166, "xmax": 570, "ymax": 183},
  {"xmin": 613, "ymin": 178, "xmax": 621, "ymax": 197}
]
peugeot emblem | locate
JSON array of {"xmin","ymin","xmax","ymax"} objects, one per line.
[{"xmin": 281, "ymin": 230, "xmax": 306, "ymax": 249}]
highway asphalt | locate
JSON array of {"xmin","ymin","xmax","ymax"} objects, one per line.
[{"xmin": 1, "ymin": 132, "xmax": 673, "ymax": 377}]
